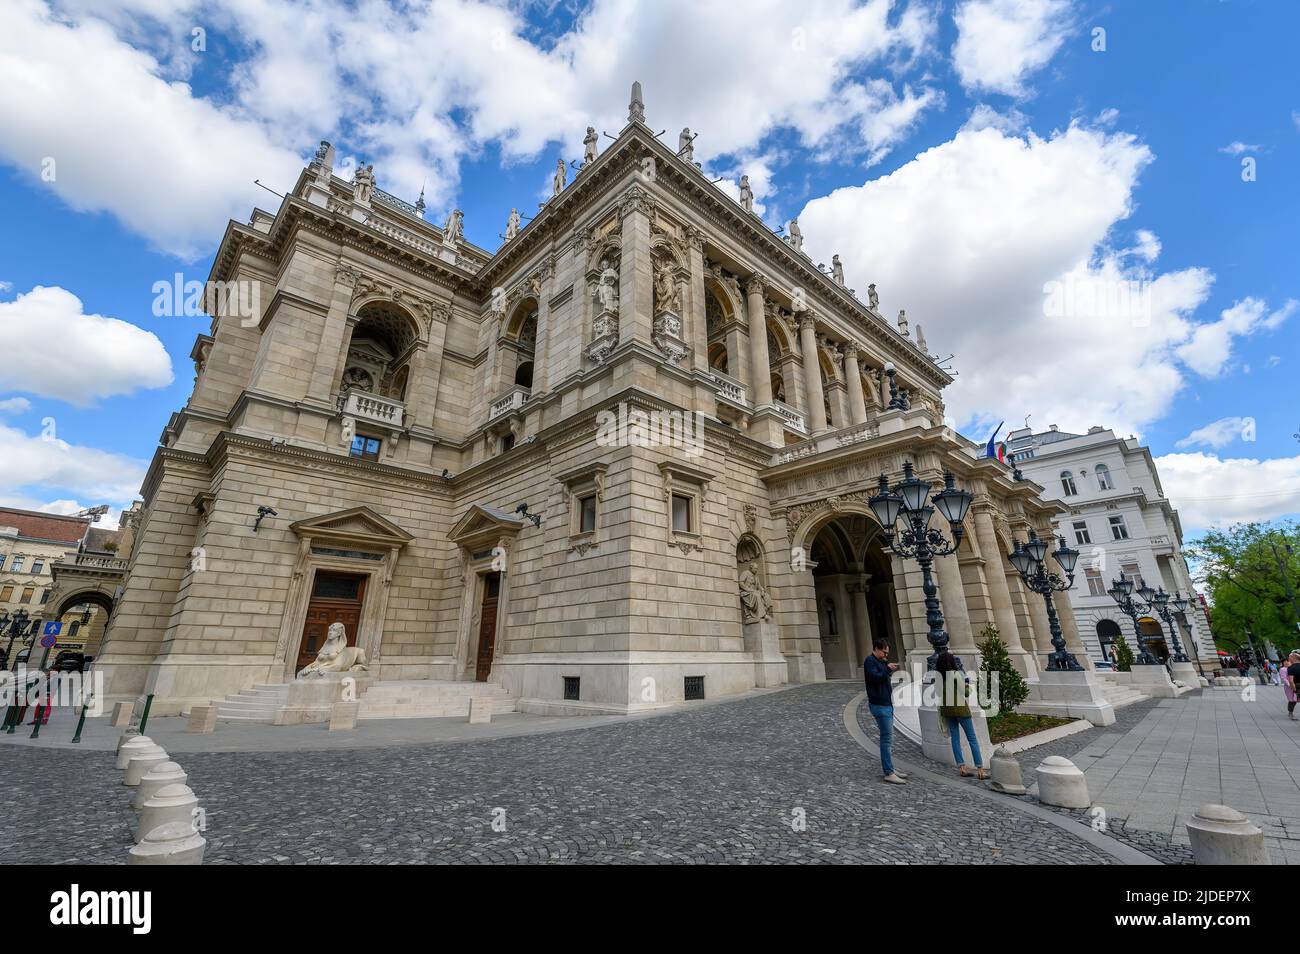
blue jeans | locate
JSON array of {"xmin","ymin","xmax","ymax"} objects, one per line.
[
  {"xmin": 947, "ymin": 715, "xmax": 983, "ymax": 768},
  {"xmin": 868, "ymin": 703, "xmax": 895, "ymax": 776}
]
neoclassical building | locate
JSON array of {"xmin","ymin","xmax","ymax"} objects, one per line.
[{"xmin": 97, "ymin": 86, "xmax": 1085, "ymax": 716}]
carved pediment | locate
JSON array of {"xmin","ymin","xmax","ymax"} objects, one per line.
[
  {"xmin": 290, "ymin": 506, "xmax": 414, "ymax": 549},
  {"xmin": 448, "ymin": 504, "xmax": 527, "ymax": 547}
]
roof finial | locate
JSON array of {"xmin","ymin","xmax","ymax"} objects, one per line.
[{"xmin": 628, "ymin": 81, "xmax": 645, "ymax": 124}]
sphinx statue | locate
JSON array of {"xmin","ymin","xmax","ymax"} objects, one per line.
[{"xmin": 298, "ymin": 621, "xmax": 368, "ymax": 678}]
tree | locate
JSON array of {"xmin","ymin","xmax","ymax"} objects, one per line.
[
  {"xmin": 1187, "ymin": 520, "xmax": 1300, "ymax": 655},
  {"xmin": 978, "ymin": 624, "xmax": 1028, "ymax": 714},
  {"xmin": 1112, "ymin": 633, "xmax": 1135, "ymax": 672}
]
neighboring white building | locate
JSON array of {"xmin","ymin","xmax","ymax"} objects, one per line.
[{"xmin": 1004, "ymin": 424, "xmax": 1214, "ymax": 665}]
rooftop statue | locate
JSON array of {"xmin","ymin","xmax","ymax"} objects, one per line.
[
  {"xmin": 583, "ymin": 126, "xmax": 598, "ymax": 166},
  {"xmin": 739, "ymin": 175, "xmax": 754, "ymax": 213}
]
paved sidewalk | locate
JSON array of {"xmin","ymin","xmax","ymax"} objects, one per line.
[{"xmin": 1051, "ymin": 685, "xmax": 1300, "ymax": 864}]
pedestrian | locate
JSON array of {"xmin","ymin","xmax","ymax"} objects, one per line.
[
  {"xmin": 934, "ymin": 649, "xmax": 986, "ymax": 779},
  {"xmin": 864, "ymin": 637, "xmax": 906, "ymax": 784},
  {"xmin": 1272, "ymin": 661, "xmax": 1282, "ymax": 687},
  {"xmin": 1285, "ymin": 652, "xmax": 1300, "ymax": 720}
]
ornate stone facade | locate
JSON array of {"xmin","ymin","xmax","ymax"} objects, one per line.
[{"xmin": 95, "ymin": 99, "xmax": 1076, "ymax": 716}]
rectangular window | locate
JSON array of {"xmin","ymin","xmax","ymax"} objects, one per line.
[
  {"xmin": 349, "ymin": 435, "xmax": 382, "ymax": 461},
  {"xmin": 1120, "ymin": 562, "xmax": 1144, "ymax": 590},
  {"xmin": 1085, "ymin": 568, "xmax": 1106, "ymax": 597},
  {"xmin": 11, "ymin": 556, "xmax": 24, "ymax": 573},
  {"xmin": 31, "ymin": 559, "xmax": 44, "ymax": 575},
  {"xmin": 671, "ymin": 494, "xmax": 692, "ymax": 533},
  {"xmin": 0, "ymin": 555, "xmax": 6, "ymax": 571},
  {"xmin": 563, "ymin": 676, "xmax": 580, "ymax": 701},
  {"xmin": 1072, "ymin": 521, "xmax": 1091, "ymax": 545},
  {"xmin": 578, "ymin": 495, "xmax": 597, "ymax": 534},
  {"xmin": 0, "ymin": 585, "xmax": 11, "ymax": 602},
  {"xmin": 684, "ymin": 675, "xmax": 705, "ymax": 701},
  {"xmin": 1109, "ymin": 515, "xmax": 1129, "ymax": 540},
  {"xmin": 39, "ymin": 590, "xmax": 48, "ymax": 604},
  {"xmin": 19, "ymin": 587, "xmax": 33, "ymax": 604}
]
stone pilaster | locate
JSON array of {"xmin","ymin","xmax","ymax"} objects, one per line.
[{"xmin": 306, "ymin": 263, "xmax": 361, "ymax": 405}]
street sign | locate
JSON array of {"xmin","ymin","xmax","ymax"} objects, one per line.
[
  {"xmin": 40, "ymin": 633, "xmax": 56, "ymax": 649},
  {"xmin": 42, "ymin": 621, "xmax": 62, "ymax": 636}
]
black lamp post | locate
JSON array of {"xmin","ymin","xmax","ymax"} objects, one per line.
[
  {"xmin": 867, "ymin": 462, "xmax": 973, "ymax": 667},
  {"xmin": 6, "ymin": 609, "xmax": 30, "ymax": 671},
  {"xmin": 1107, "ymin": 574, "xmax": 1161, "ymax": 666},
  {"xmin": 1009, "ymin": 531, "xmax": 1083, "ymax": 671},
  {"xmin": 1144, "ymin": 586, "xmax": 1191, "ymax": 663}
]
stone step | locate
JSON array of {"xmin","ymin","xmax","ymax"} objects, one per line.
[
  {"xmin": 358, "ymin": 681, "xmax": 516, "ymax": 720},
  {"xmin": 215, "ymin": 683, "xmax": 289, "ymax": 721}
]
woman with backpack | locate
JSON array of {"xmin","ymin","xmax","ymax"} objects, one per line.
[{"xmin": 934, "ymin": 649, "xmax": 986, "ymax": 779}]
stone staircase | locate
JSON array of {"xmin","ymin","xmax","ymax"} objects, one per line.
[
  {"xmin": 1095, "ymin": 672, "xmax": 1149, "ymax": 709},
  {"xmin": 358, "ymin": 680, "xmax": 516, "ymax": 720},
  {"xmin": 214, "ymin": 683, "xmax": 290, "ymax": 723}
]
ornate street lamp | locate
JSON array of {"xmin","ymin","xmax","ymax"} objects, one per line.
[
  {"xmin": 1147, "ymin": 587, "xmax": 1191, "ymax": 663},
  {"xmin": 868, "ymin": 462, "xmax": 972, "ymax": 666},
  {"xmin": 1107, "ymin": 573, "xmax": 1162, "ymax": 666},
  {"xmin": 6, "ymin": 609, "xmax": 30, "ymax": 672},
  {"xmin": 1009, "ymin": 531, "xmax": 1082, "ymax": 671}
]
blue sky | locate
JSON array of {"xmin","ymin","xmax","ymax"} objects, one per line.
[{"xmin": 0, "ymin": 0, "xmax": 1296, "ymax": 535}]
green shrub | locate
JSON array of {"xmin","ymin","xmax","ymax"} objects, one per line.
[
  {"xmin": 1113, "ymin": 633, "xmax": 1135, "ymax": 672},
  {"xmin": 978, "ymin": 624, "xmax": 1029, "ymax": 714}
]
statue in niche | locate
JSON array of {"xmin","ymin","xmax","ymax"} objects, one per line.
[
  {"xmin": 678, "ymin": 127, "xmax": 694, "ymax": 162},
  {"xmin": 553, "ymin": 157, "xmax": 567, "ymax": 197},
  {"xmin": 504, "ymin": 208, "xmax": 520, "ymax": 242},
  {"xmin": 352, "ymin": 163, "xmax": 375, "ymax": 204},
  {"xmin": 653, "ymin": 259, "xmax": 680, "ymax": 314},
  {"xmin": 739, "ymin": 561, "xmax": 774, "ymax": 623},
  {"xmin": 583, "ymin": 126, "xmax": 598, "ymax": 166},
  {"xmin": 867, "ymin": 283, "xmax": 879, "ymax": 310},
  {"xmin": 594, "ymin": 259, "xmax": 619, "ymax": 314},
  {"xmin": 443, "ymin": 209, "xmax": 464, "ymax": 245},
  {"xmin": 340, "ymin": 416, "xmax": 355, "ymax": 448},
  {"xmin": 298, "ymin": 621, "xmax": 368, "ymax": 678},
  {"xmin": 739, "ymin": 175, "xmax": 754, "ymax": 213}
]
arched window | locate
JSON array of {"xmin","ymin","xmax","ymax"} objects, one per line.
[
  {"xmin": 1060, "ymin": 470, "xmax": 1078, "ymax": 497},
  {"xmin": 1095, "ymin": 463, "xmax": 1113, "ymax": 490}
]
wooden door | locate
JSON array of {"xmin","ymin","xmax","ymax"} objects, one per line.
[
  {"xmin": 475, "ymin": 572, "xmax": 501, "ymax": 682},
  {"xmin": 296, "ymin": 572, "xmax": 367, "ymax": 673}
]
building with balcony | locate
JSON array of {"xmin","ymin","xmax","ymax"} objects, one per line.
[
  {"xmin": 96, "ymin": 86, "xmax": 1077, "ymax": 716},
  {"xmin": 1004, "ymin": 424, "xmax": 1213, "ymax": 665}
]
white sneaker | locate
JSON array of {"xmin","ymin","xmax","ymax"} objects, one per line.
[
  {"xmin": 883, "ymin": 773, "xmax": 907, "ymax": 785},
  {"xmin": 894, "ymin": 770, "xmax": 909, "ymax": 779}
]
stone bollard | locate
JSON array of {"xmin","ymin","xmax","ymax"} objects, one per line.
[
  {"xmin": 468, "ymin": 696, "xmax": 492, "ymax": 725},
  {"xmin": 1035, "ymin": 755, "xmax": 1090, "ymax": 809},
  {"xmin": 1186, "ymin": 804, "xmax": 1271, "ymax": 865},
  {"xmin": 187, "ymin": 705, "xmax": 218, "ymax": 734},
  {"xmin": 124, "ymin": 744, "xmax": 169, "ymax": 787},
  {"xmin": 136, "ymin": 784, "xmax": 200, "ymax": 843},
  {"xmin": 128, "ymin": 820, "xmax": 205, "ymax": 866},
  {"xmin": 133, "ymin": 761, "xmax": 187, "ymax": 810},
  {"xmin": 115, "ymin": 728, "xmax": 140, "ymax": 756},
  {"xmin": 328, "ymin": 701, "xmax": 358, "ymax": 731},
  {"xmin": 110, "ymin": 702, "xmax": 134, "ymax": 727},
  {"xmin": 115, "ymin": 735, "xmax": 154, "ymax": 771},
  {"xmin": 989, "ymin": 747, "xmax": 1027, "ymax": 795}
]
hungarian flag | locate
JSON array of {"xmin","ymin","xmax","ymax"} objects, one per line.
[{"xmin": 984, "ymin": 422, "xmax": 1005, "ymax": 461}]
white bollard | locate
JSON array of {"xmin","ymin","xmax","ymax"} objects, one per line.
[
  {"xmin": 115, "ymin": 735, "xmax": 154, "ymax": 771},
  {"xmin": 124, "ymin": 745, "xmax": 169, "ymax": 787},
  {"xmin": 989, "ymin": 747, "xmax": 1027, "ymax": 795},
  {"xmin": 136, "ymin": 784, "xmax": 200, "ymax": 843},
  {"xmin": 1035, "ymin": 755, "xmax": 1090, "ymax": 809},
  {"xmin": 133, "ymin": 761, "xmax": 188, "ymax": 810},
  {"xmin": 115, "ymin": 728, "xmax": 139, "ymax": 756},
  {"xmin": 1186, "ymin": 804, "xmax": 1271, "ymax": 865},
  {"xmin": 128, "ymin": 821, "xmax": 205, "ymax": 866}
]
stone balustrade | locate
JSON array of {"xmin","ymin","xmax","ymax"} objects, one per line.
[
  {"xmin": 341, "ymin": 390, "xmax": 405, "ymax": 428},
  {"xmin": 774, "ymin": 400, "xmax": 807, "ymax": 435},
  {"xmin": 489, "ymin": 386, "xmax": 531, "ymax": 421},
  {"xmin": 709, "ymin": 369, "xmax": 748, "ymax": 408}
]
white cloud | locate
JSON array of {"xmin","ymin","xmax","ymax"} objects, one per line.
[
  {"xmin": 1156, "ymin": 452, "xmax": 1300, "ymax": 531},
  {"xmin": 6, "ymin": 0, "xmax": 944, "ymax": 256},
  {"xmin": 0, "ymin": 398, "xmax": 33, "ymax": 415},
  {"xmin": 1131, "ymin": 228, "xmax": 1161, "ymax": 263},
  {"xmin": 799, "ymin": 121, "xmax": 1223, "ymax": 437},
  {"xmin": 0, "ymin": 281, "xmax": 12, "ymax": 294},
  {"xmin": 1175, "ymin": 416, "xmax": 1254, "ymax": 450},
  {"xmin": 952, "ymin": 0, "xmax": 1072, "ymax": 96},
  {"xmin": 0, "ymin": 286, "xmax": 173, "ymax": 405},
  {"xmin": 0, "ymin": 422, "xmax": 146, "ymax": 505},
  {"xmin": 1176, "ymin": 297, "xmax": 1296, "ymax": 378},
  {"xmin": 1218, "ymin": 141, "xmax": 1261, "ymax": 155}
]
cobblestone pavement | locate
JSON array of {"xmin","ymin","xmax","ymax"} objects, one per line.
[{"xmin": 1, "ymin": 682, "xmax": 1123, "ymax": 864}]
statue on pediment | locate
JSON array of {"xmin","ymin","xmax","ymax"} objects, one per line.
[
  {"xmin": 678, "ymin": 127, "xmax": 694, "ymax": 162},
  {"xmin": 443, "ymin": 209, "xmax": 464, "ymax": 245},
  {"xmin": 583, "ymin": 127, "xmax": 598, "ymax": 166},
  {"xmin": 505, "ymin": 208, "xmax": 520, "ymax": 242},
  {"xmin": 868, "ymin": 283, "xmax": 879, "ymax": 310},
  {"xmin": 553, "ymin": 157, "xmax": 567, "ymax": 197},
  {"xmin": 739, "ymin": 175, "xmax": 754, "ymax": 213},
  {"xmin": 352, "ymin": 163, "xmax": 375, "ymax": 204}
]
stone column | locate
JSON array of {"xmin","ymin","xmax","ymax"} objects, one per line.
[
  {"xmin": 848, "ymin": 574, "xmax": 875, "ymax": 664},
  {"xmin": 972, "ymin": 505, "xmax": 1033, "ymax": 675},
  {"xmin": 1053, "ymin": 589, "xmax": 1095, "ymax": 669},
  {"xmin": 798, "ymin": 313, "xmax": 828, "ymax": 435},
  {"xmin": 745, "ymin": 275, "xmax": 773, "ymax": 407},
  {"xmin": 842, "ymin": 341, "xmax": 868, "ymax": 426},
  {"xmin": 306, "ymin": 263, "xmax": 361, "ymax": 405},
  {"xmin": 1025, "ymin": 583, "xmax": 1056, "ymax": 663},
  {"xmin": 935, "ymin": 549, "xmax": 977, "ymax": 656}
]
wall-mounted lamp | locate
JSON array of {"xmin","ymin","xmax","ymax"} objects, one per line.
[
  {"xmin": 514, "ymin": 503, "xmax": 542, "ymax": 529},
  {"xmin": 253, "ymin": 505, "xmax": 278, "ymax": 532}
]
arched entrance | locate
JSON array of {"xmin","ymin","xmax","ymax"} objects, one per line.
[
  {"xmin": 807, "ymin": 514, "xmax": 903, "ymax": 678},
  {"xmin": 1138, "ymin": 617, "xmax": 1167, "ymax": 661},
  {"xmin": 54, "ymin": 590, "xmax": 115, "ymax": 657},
  {"xmin": 1096, "ymin": 618, "xmax": 1122, "ymax": 663}
]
